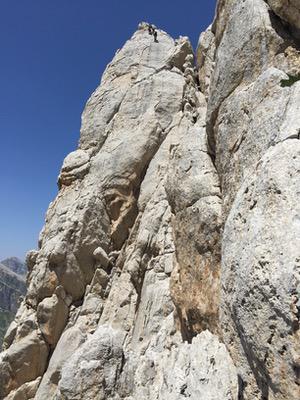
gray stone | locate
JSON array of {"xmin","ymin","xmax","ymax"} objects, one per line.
[
  {"xmin": 25, "ymin": 250, "xmax": 39, "ymax": 272},
  {"xmin": 58, "ymin": 326, "xmax": 125, "ymax": 400},
  {"xmin": 93, "ymin": 247, "xmax": 109, "ymax": 268},
  {"xmin": 197, "ymin": 25, "xmax": 216, "ymax": 99},
  {"xmin": 207, "ymin": 1, "xmax": 300, "ymax": 397},
  {"xmin": 3, "ymin": 5, "xmax": 299, "ymax": 398},
  {"xmin": 36, "ymin": 327, "xmax": 86, "ymax": 400},
  {"xmin": 159, "ymin": 330, "xmax": 238, "ymax": 400},
  {"xmin": 37, "ymin": 294, "xmax": 69, "ymax": 346},
  {"xmin": 221, "ymin": 141, "xmax": 300, "ymax": 399},
  {"xmin": 58, "ymin": 149, "xmax": 90, "ymax": 187},
  {"xmin": 0, "ymin": 332, "xmax": 48, "ymax": 398}
]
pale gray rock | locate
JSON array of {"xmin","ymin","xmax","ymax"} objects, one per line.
[
  {"xmin": 79, "ymin": 25, "xmax": 191, "ymax": 153},
  {"xmin": 216, "ymin": 67, "xmax": 300, "ymax": 215},
  {"xmin": 36, "ymin": 327, "xmax": 86, "ymax": 400},
  {"xmin": 58, "ymin": 326, "xmax": 125, "ymax": 400},
  {"xmin": 93, "ymin": 246, "xmax": 109, "ymax": 269},
  {"xmin": 0, "ymin": 331, "xmax": 48, "ymax": 398},
  {"xmin": 25, "ymin": 251, "xmax": 39, "ymax": 273},
  {"xmin": 1, "ymin": 23, "xmax": 237, "ymax": 400},
  {"xmin": 58, "ymin": 150, "xmax": 90, "ymax": 187},
  {"xmin": 37, "ymin": 293, "xmax": 68, "ymax": 346},
  {"xmin": 3, "ymin": 3, "xmax": 299, "ymax": 398},
  {"xmin": 197, "ymin": 25, "xmax": 216, "ymax": 99},
  {"xmin": 49, "ymin": 37, "xmax": 233, "ymax": 398},
  {"xmin": 169, "ymin": 36, "xmax": 194, "ymax": 71},
  {"xmin": 206, "ymin": 0, "xmax": 285, "ymax": 153},
  {"xmin": 159, "ymin": 330, "xmax": 238, "ymax": 400},
  {"xmin": 207, "ymin": 1, "xmax": 300, "ymax": 398},
  {"xmin": 221, "ymin": 141, "xmax": 300, "ymax": 399}
]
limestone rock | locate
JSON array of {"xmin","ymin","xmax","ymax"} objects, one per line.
[
  {"xmin": 221, "ymin": 141, "xmax": 300, "ymax": 399},
  {"xmin": 58, "ymin": 150, "xmax": 90, "ymax": 187},
  {"xmin": 2, "ymin": 3, "xmax": 300, "ymax": 398},
  {"xmin": 197, "ymin": 25, "xmax": 216, "ymax": 99},
  {"xmin": 5, "ymin": 377, "xmax": 41, "ymax": 400},
  {"xmin": 35, "ymin": 327, "xmax": 86, "ymax": 400},
  {"xmin": 205, "ymin": 0, "xmax": 300, "ymax": 398},
  {"xmin": 0, "ymin": 332, "xmax": 48, "ymax": 398},
  {"xmin": 37, "ymin": 293, "xmax": 68, "ymax": 346},
  {"xmin": 166, "ymin": 123, "xmax": 222, "ymax": 338},
  {"xmin": 2, "ymin": 23, "xmax": 229, "ymax": 399},
  {"xmin": 57, "ymin": 326, "xmax": 125, "ymax": 400},
  {"xmin": 93, "ymin": 246, "xmax": 109, "ymax": 269},
  {"xmin": 206, "ymin": 0, "xmax": 285, "ymax": 154},
  {"xmin": 159, "ymin": 330, "xmax": 238, "ymax": 400},
  {"xmin": 25, "ymin": 251, "xmax": 39, "ymax": 273}
]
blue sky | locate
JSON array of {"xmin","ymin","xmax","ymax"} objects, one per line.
[{"xmin": 0, "ymin": 0, "xmax": 215, "ymax": 260}]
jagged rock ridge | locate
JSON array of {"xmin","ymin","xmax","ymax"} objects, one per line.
[{"xmin": 0, "ymin": 1, "xmax": 299, "ymax": 399}]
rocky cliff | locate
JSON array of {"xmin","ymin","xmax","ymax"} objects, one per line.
[
  {"xmin": 0, "ymin": 1, "xmax": 299, "ymax": 399},
  {"xmin": 0, "ymin": 258, "xmax": 26, "ymax": 347}
]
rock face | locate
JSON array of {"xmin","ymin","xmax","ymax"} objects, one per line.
[
  {"xmin": 0, "ymin": 258, "xmax": 26, "ymax": 347},
  {"xmin": 205, "ymin": 1, "xmax": 300, "ymax": 398},
  {"xmin": 0, "ymin": 2, "xmax": 299, "ymax": 399}
]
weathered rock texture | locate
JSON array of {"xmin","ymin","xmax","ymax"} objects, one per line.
[
  {"xmin": 0, "ymin": 258, "xmax": 26, "ymax": 347},
  {"xmin": 0, "ymin": 1, "xmax": 299, "ymax": 399},
  {"xmin": 205, "ymin": 1, "xmax": 300, "ymax": 398}
]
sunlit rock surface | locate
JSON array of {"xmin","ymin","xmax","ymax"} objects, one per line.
[{"xmin": 0, "ymin": 1, "xmax": 300, "ymax": 398}]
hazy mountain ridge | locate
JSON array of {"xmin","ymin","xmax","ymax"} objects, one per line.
[
  {"xmin": 0, "ymin": 258, "xmax": 26, "ymax": 347},
  {"xmin": 1, "ymin": 258, "xmax": 27, "ymax": 277}
]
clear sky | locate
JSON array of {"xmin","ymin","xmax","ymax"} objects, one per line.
[{"xmin": 0, "ymin": 0, "xmax": 216, "ymax": 261}]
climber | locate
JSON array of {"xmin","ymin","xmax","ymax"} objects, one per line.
[
  {"xmin": 148, "ymin": 24, "xmax": 154, "ymax": 35},
  {"xmin": 153, "ymin": 30, "xmax": 158, "ymax": 42}
]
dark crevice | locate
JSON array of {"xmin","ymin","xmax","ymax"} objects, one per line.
[
  {"xmin": 176, "ymin": 306, "xmax": 194, "ymax": 344},
  {"xmin": 267, "ymin": 9, "xmax": 300, "ymax": 50},
  {"xmin": 206, "ymin": 70, "xmax": 245, "ymax": 168},
  {"xmin": 118, "ymin": 352, "xmax": 126, "ymax": 378},
  {"xmin": 238, "ymin": 374, "xmax": 247, "ymax": 400}
]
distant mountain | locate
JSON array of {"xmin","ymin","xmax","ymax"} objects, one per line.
[
  {"xmin": 0, "ymin": 258, "xmax": 26, "ymax": 347},
  {"xmin": 1, "ymin": 257, "xmax": 27, "ymax": 276}
]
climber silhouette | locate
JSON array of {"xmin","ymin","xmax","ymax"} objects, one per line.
[
  {"xmin": 148, "ymin": 24, "xmax": 153, "ymax": 35},
  {"xmin": 153, "ymin": 30, "xmax": 158, "ymax": 42}
]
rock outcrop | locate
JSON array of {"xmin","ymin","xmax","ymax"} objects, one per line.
[
  {"xmin": 0, "ymin": 258, "xmax": 26, "ymax": 347},
  {"xmin": 0, "ymin": 1, "xmax": 299, "ymax": 399},
  {"xmin": 204, "ymin": 1, "xmax": 300, "ymax": 398}
]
